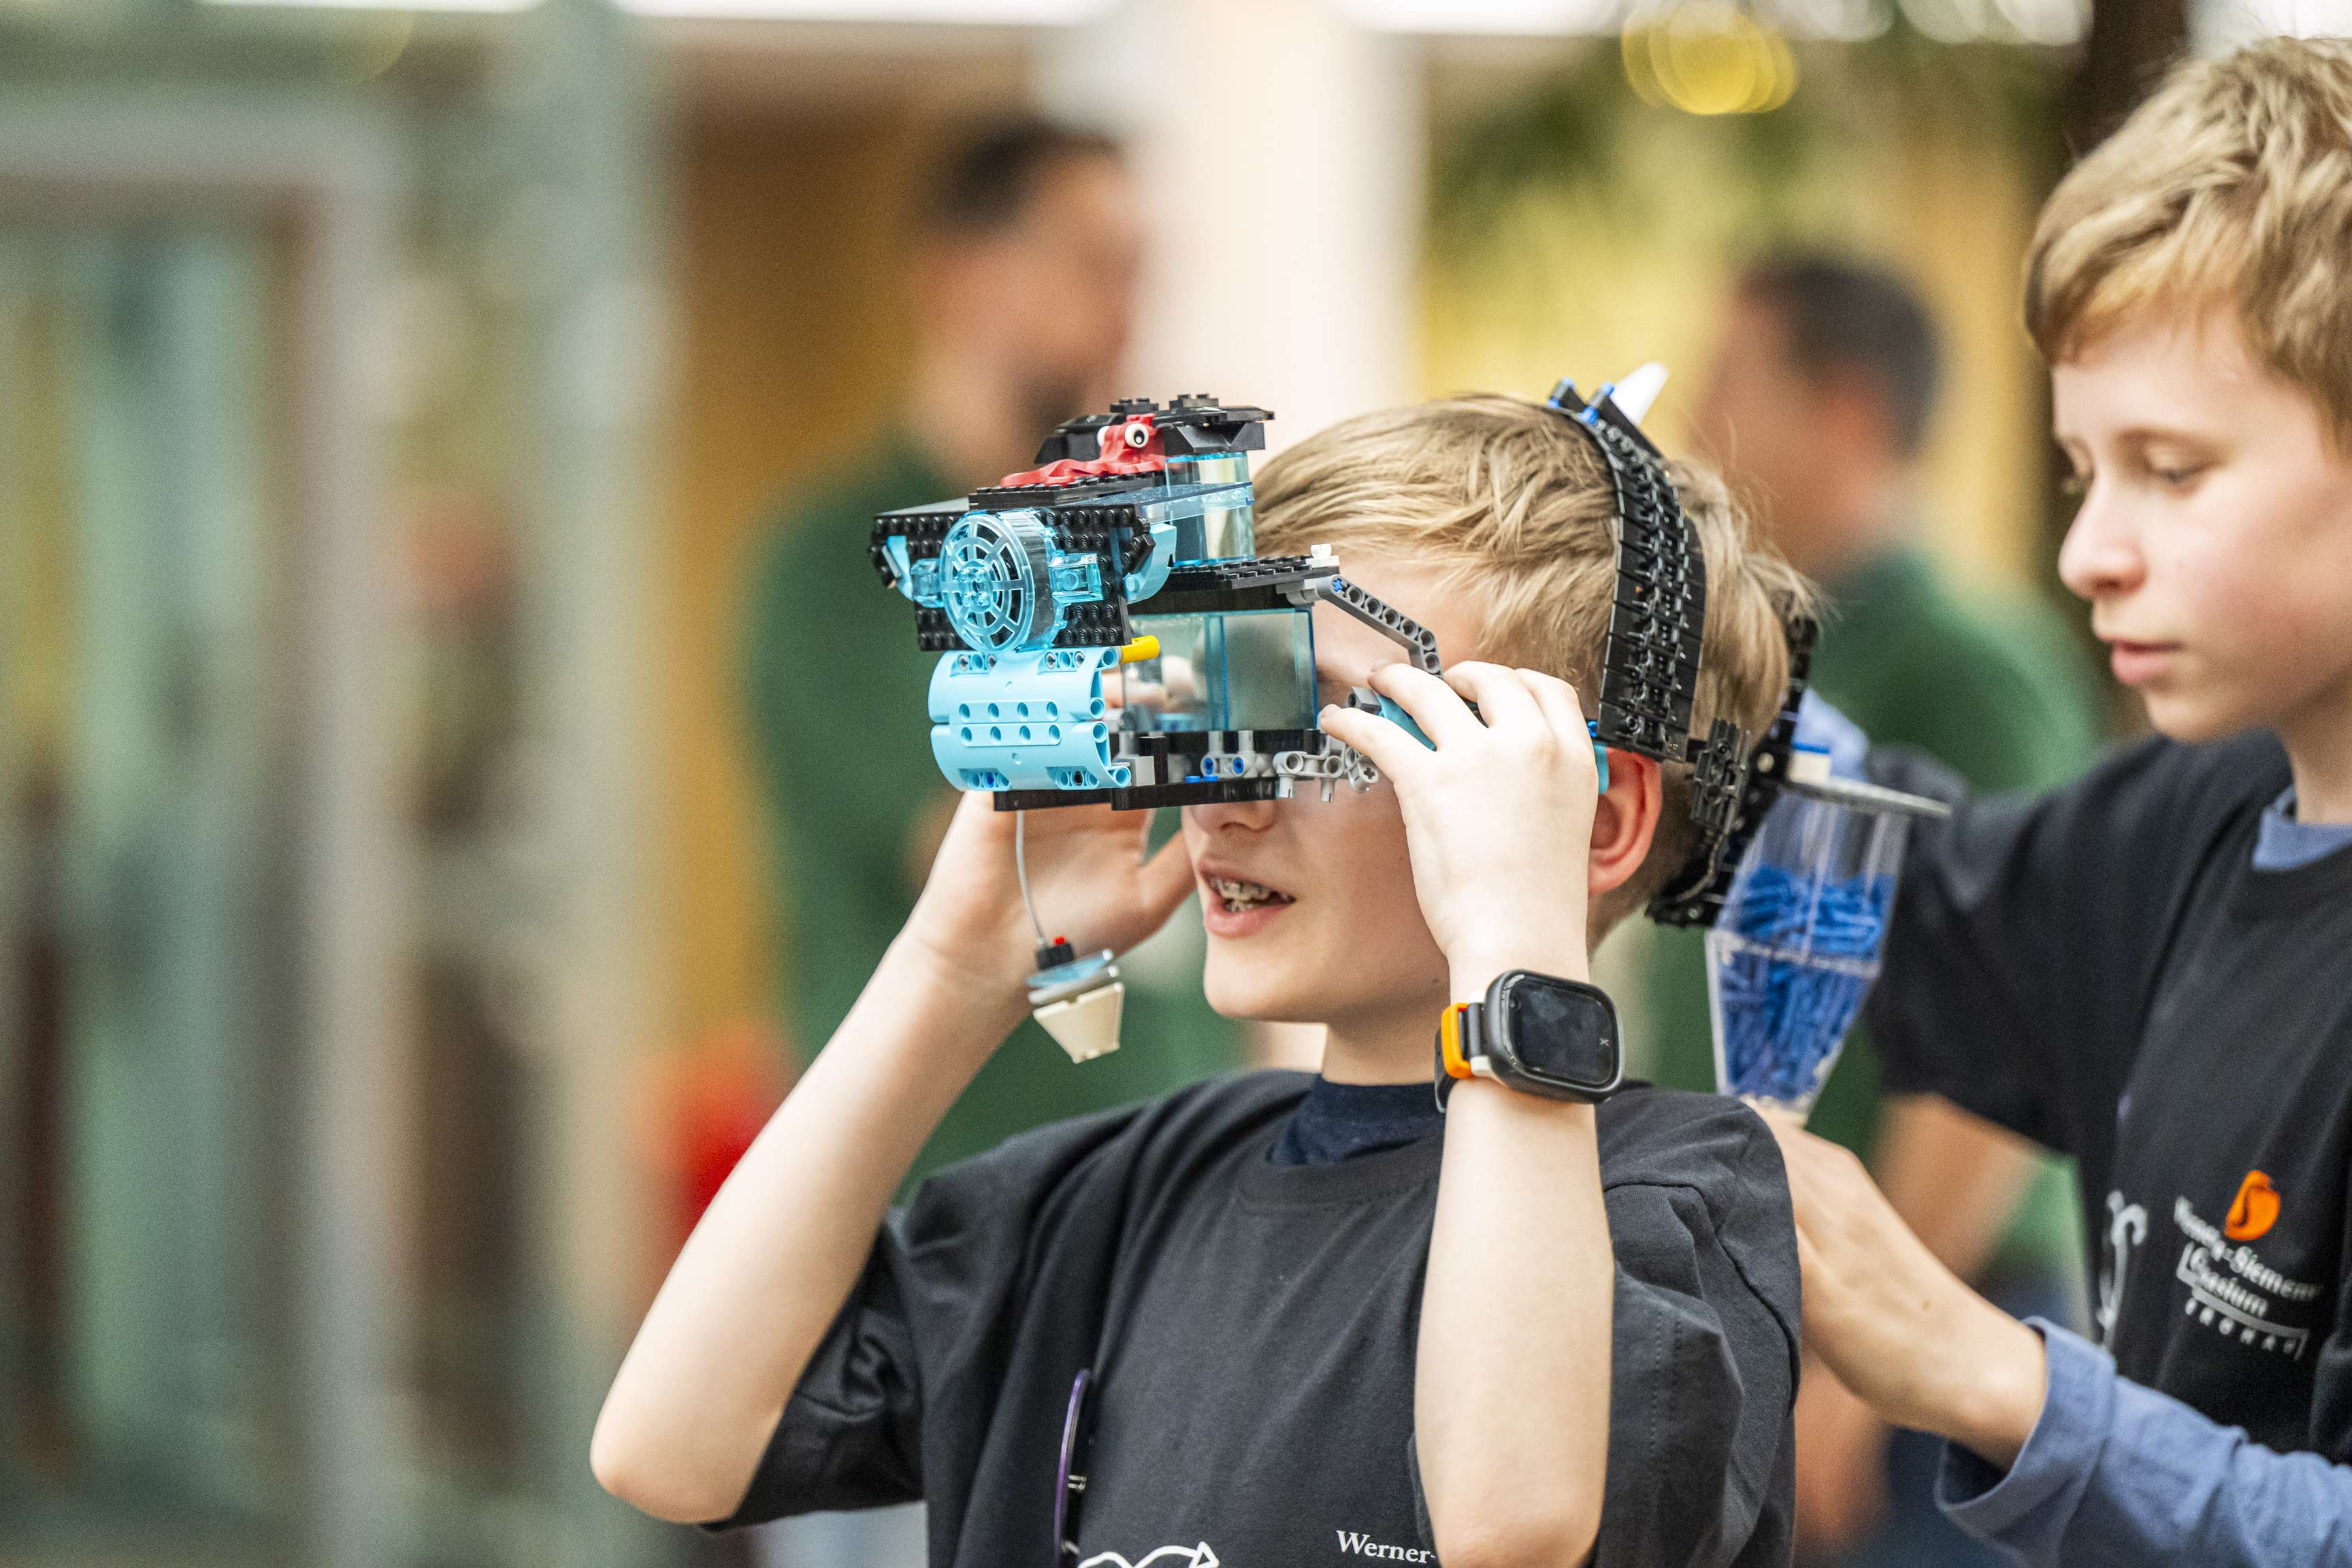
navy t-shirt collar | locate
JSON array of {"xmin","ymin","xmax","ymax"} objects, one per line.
[{"xmin": 1270, "ymin": 1076, "xmax": 1441, "ymax": 1165}]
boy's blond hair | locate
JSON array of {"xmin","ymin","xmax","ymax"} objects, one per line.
[
  {"xmin": 2027, "ymin": 37, "xmax": 2352, "ymax": 435},
  {"xmin": 1254, "ymin": 394, "xmax": 1811, "ymax": 923}
]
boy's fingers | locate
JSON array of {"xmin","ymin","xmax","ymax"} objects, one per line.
[
  {"xmin": 1365, "ymin": 663, "xmax": 1484, "ymax": 748},
  {"xmin": 1767, "ymin": 1123, "xmax": 1838, "ymax": 1229},
  {"xmin": 1440, "ymin": 661, "xmax": 1543, "ymax": 734},
  {"xmin": 1318, "ymin": 703, "xmax": 1422, "ymax": 782},
  {"xmin": 1517, "ymin": 668, "xmax": 1592, "ymax": 746}
]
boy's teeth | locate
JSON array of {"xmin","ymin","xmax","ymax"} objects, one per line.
[{"xmin": 1212, "ymin": 875, "xmax": 1289, "ymax": 909}]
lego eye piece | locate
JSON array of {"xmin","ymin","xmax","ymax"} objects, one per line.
[{"xmin": 1122, "ymin": 420, "xmax": 1151, "ymax": 450}]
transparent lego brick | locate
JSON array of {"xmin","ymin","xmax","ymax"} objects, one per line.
[{"xmin": 1118, "ymin": 608, "xmax": 1316, "ymax": 735}]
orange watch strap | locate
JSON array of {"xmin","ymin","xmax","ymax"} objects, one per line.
[{"xmin": 1439, "ymin": 1002, "xmax": 1477, "ymax": 1080}]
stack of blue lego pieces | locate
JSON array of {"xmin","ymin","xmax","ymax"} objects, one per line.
[{"xmin": 1712, "ymin": 865, "xmax": 1896, "ymax": 1109}]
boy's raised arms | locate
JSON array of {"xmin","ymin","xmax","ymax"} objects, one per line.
[
  {"xmin": 1324, "ymin": 659, "xmax": 1661, "ymax": 1568},
  {"xmin": 589, "ymin": 796, "xmax": 1194, "ymax": 1524}
]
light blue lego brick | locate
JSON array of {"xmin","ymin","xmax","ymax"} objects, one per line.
[
  {"xmin": 882, "ymin": 536, "xmax": 935, "ymax": 604},
  {"xmin": 1048, "ymin": 551, "xmax": 1102, "ymax": 601},
  {"xmin": 1130, "ymin": 478, "xmax": 1254, "ymax": 567},
  {"xmin": 1123, "ymin": 520, "xmax": 1177, "ymax": 601},
  {"xmin": 1373, "ymin": 692, "xmax": 1427, "ymax": 744},
  {"xmin": 928, "ymin": 645, "xmax": 1132, "ymax": 792}
]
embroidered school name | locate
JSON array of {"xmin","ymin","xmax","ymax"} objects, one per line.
[
  {"xmin": 2173, "ymin": 1196, "xmax": 2321, "ymax": 1358},
  {"xmin": 1336, "ymin": 1531, "xmax": 1434, "ymax": 1561}
]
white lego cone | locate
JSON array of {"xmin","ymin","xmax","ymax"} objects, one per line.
[
  {"xmin": 1612, "ymin": 362, "xmax": 1671, "ymax": 426},
  {"xmin": 1035, "ymin": 979, "xmax": 1125, "ymax": 1064}
]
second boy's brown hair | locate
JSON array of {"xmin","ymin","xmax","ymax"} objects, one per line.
[{"xmin": 2026, "ymin": 37, "xmax": 2352, "ymax": 438}]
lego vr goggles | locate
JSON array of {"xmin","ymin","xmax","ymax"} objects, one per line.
[
  {"xmin": 868, "ymin": 383, "xmax": 1813, "ymax": 932},
  {"xmin": 870, "ymin": 394, "xmax": 1426, "ymax": 813}
]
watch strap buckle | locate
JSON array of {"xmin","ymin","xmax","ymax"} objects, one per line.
[{"xmin": 1434, "ymin": 1000, "xmax": 1482, "ymax": 1112}]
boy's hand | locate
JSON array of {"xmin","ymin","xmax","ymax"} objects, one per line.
[
  {"xmin": 1319, "ymin": 661, "xmax": 1601, "ymax": 997},
  {"xmin": 1761, "ymin": 1115, "xmax": 2048, "ymax": 1471},
  {"xmin": 900, "ymin": 790, "xmax": 1196, "ymax": 1017}
]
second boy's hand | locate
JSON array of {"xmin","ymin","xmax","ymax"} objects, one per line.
[
  {"xmin": 1765, "ymin": 1117, "xmax": 2049, "ymax": 1472},
  {"xmin": 1322, "ymin": 660, "xmax": 1623, "ymax": 1567}
]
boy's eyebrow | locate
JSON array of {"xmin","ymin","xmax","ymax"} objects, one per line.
[
  {"xmin": 2054, "ymin": 421, "xmax": 2225, "ymax": 462},
  {"xmin": 2114, "ymin": 423, "xmax": 2225, "ymax": 450}
]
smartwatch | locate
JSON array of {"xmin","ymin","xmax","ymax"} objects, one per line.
[{"xmin": 1435, "ymin": 970, "xmax": 1623, "ymax": 1106}]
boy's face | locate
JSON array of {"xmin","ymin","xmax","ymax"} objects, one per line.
[
  {"xmin": 2053, "ymin": 313, "xmax": 2352, "ymax": 746},
  {"xmin": 1178, "ymin": 559, "xmax": 1480, "ymax": 1041}
]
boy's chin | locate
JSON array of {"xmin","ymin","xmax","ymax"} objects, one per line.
[
  {"xmin": 2140, "ymin": 684, "xmax": 2264, "ymax": 746},
  {"xmin": 1201, "ymin": 956, "xmax": 1330, "ymax": 1027}
]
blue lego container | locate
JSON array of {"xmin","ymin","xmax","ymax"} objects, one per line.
[{"xmin": 1706, "ymin": 766, "xmax": 1946, "ymax": 1116}]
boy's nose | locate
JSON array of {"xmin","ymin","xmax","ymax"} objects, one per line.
[
  {"xmin": 2057, "ymin": 487, "xmax": 2148, "ymax": 603},
  {"xmin": 1183, "ymin": 794, "xmax": 1280, "ymax": 834}
]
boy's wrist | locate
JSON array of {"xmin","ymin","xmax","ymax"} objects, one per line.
[
  {"xmin": 877, "ymin": 931, "xmax": 1031, "ymax": 1054},
  {"xmin": 1446, "ymin": 938, "xmax": 1591, "ymax": 1004},
  {"xmin": 1925, "ymin": 1307, "xmax": 2048, "ymax": 1472}
]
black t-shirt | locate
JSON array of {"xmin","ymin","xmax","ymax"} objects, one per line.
[
  {"xmin": 715, "ymin": 1071, "xmax": 1801, "ymax": 1567},
  {"xmin": 1870, "ymin": 730, "xmax": 2352, "ymax": 1458}
]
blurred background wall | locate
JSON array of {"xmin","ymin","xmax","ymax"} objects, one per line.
[{"xmin": 0, "ymin": 1, "xmax": 2339, "ymax": 1565}]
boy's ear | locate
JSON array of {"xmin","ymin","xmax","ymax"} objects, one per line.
[{"xmin": 1588, "ymin": 751, "xmax": 1665, "ymax": 901}]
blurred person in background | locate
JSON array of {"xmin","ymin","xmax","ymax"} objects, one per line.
[
  {"xmin": 745, "ymin": 114, "xmax": 1245, "ymax": 1181},
  {"xmin": 742, "ymin": 111, "xmax": 1221, "ymax": 1568},
  {"xmin": 1644, "ymin": 254, "xmax": 2104, "ymax": 1567}
]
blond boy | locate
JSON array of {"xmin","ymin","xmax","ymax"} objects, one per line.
[
  {"xmin": 592, "ymin": 396, "xmax": 1812, "ymax": 1566},
  {"xmin": 1768, "ymin": 37, "xmax": 2352, "ymax": 1567}
]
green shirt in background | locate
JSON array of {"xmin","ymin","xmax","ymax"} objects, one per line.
[
  {"xmin": 745, "ymin": 436, "xmax": 1245, "ymax": 1183},
  {"xmin": 1644, "ymin": 545, "xmax": 2102, "ymax": 1281}
]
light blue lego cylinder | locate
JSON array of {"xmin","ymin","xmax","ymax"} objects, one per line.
[{"xmin": 928, "ymin": 646, "xmax": 1132, "ymax": 792}]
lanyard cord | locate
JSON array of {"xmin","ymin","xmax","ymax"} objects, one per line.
[{"xmin": 1015, "ymin": 810, "xmax": 1048, "ymax": 945}]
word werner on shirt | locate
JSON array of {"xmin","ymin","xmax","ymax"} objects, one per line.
[{"xmin": 1335, "ymin": 1529, "xmax": 1436, "ymax": 1561}]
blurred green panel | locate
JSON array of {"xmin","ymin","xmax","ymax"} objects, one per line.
[{"xmin": 0, "ymin": 219, "xmax": 295, "ymax": 1550}]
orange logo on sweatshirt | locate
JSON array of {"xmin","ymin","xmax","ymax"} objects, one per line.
[{"xmin": 2225, "ymin": 1171, "xmax": 2281, "ymax": 1242}]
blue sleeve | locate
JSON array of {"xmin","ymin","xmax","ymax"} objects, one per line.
[{"xmin": 1938, "ymin": 1321, "xmax": 2352, "ymax": 1566}]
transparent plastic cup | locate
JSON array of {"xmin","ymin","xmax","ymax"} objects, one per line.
[{"xmin": 1708, "ymin": 771, "xmax": 1948, "ymax": 1118}]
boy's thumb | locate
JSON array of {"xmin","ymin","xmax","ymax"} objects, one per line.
[{"xmin": 1138, "ymin": 835, "xmax": 1198, "ymax": 921}]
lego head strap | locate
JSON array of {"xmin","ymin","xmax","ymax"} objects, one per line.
[{"xmin": 1541, "ymin": 377, "xmax": 1808, "ymax": 928}]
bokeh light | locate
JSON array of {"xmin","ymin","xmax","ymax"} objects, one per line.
[{"xmin": 1623, "ymin": 1, "xmax": 1800, "ymax": 115}]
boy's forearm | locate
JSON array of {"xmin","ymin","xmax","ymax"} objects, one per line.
[
  {"xmin": 1417, "ymin": 1079, "xmax": 1613, "ymax": 1567},
  {"xmin": 592, "ymin": 937, "xmax": 1024, "ymax": 1523},
  {"xmin": 1873, "ymin": 1094, "xmax": 2042, "ymax": 1283}
]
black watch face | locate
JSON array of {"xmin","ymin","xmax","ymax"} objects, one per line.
[{"xmin": 1497, "ymin": 973, "xmax": 1620, "ymax": 1093}]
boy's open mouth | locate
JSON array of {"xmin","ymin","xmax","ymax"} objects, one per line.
[{"xmin": 1208, "ymin": 875, "xmax": 1294, "ymax": 914}]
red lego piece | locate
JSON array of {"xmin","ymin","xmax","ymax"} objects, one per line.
[{"xmin": 997, "ymin": 414, "xmax": 1166, "ymax": 489}]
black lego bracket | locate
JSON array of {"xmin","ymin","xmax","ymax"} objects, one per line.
[{"xmin": 1541, "ymin": 376, "xmax": 1810, "ymax": 930}]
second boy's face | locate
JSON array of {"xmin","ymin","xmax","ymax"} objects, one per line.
[
  {"xmin": 1178, "ymin": 559, "xmax": 1482, "ymax": 1045},
  {"xmin": 2053, "ymin": 313, "xmax": 2352, "ymax": 749}
]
